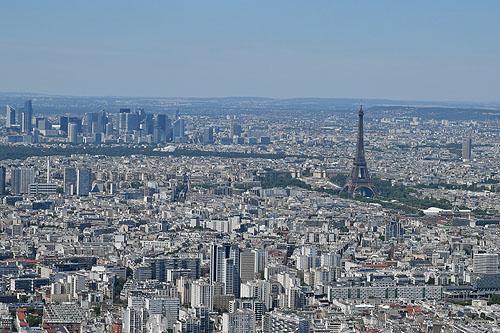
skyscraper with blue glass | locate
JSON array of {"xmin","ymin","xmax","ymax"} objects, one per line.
[{"xmin": 21, "ymin": 100, "xmax": 33, "ymax": 133}]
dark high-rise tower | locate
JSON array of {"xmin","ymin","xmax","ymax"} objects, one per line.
[
  {"xmin": 341, "ymin": 106, "xmax": 377, "ymax": 197},
  {"xmin": 64, "ymin": 167, "xmax": 77, "ymax": 195},
  {"xmin": 12, "ymin": 167, "xmax": 35, "ymax": 195},
  {"xmin": 173, "ymin": 118, "xmax": 185, "ymax": 142},
  {"xmin": 202, "ymin": 127, "xmax": 214, "ymax": 144},
  {"xmin": 87, "ymin": 110, "xmax": 107, "ymax": 134},
  {"xmin": 462, "ymin": 137, "xmax": 472, "ymax": 160},
  {"xmin": 77, "ymin": 168, "xmax": 92, "ymax": 196},
  {"xmin": 210, "ymin": 244, "xmax": 240, "ymax": 297},
  {"xmin": 22, "ymin": 100, "xmax": 33, "ymax": 133},
  {"xmin": 0, "ymin": 167, "xmax": 5, "ymax": 195}
]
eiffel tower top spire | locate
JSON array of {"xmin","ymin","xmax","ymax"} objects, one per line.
[
  {"xmin": 355, "ymin": 105, "xmax": 366, "ymax": 165},
  {"xmin": 340, "ymin": 105, "xmax": 377, "ymax": 197}
]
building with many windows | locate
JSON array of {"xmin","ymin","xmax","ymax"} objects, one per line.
[
  {"xmin": 5, "ymin": 105, "xmax": 16, "ymax": 128},
  {"xmin": 473, "ymin": 253, "xmax": 498, "ymax": 274},
  {"xmin": 77, "ymin": 168, "xmax": 92, "ymax": 196},
  {"xmin": 263, "ymin": 311, "xmax": 310, "ymax": 333},
  {"xmin": 29, "ymin": 183, "xmax": 57, "ymax": 195},
  {"xmin": 21, "ymin": 99, "xmax": 33, "ymax": 134},
  {"xmin": 11, "ymin": 167, "xmax": 35, "ymax": 195},
  {"xmin": 222, "ymin": 309, "xmax": 255, "ymax": 333}
]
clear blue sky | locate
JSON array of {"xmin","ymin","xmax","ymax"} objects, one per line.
[{"xmin": 1, "ymin": 0, "xmax": 499, "ymax": 100}]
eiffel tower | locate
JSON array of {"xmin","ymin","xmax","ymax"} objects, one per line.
[{"xmin": 341, "ymin": 105, "xmax": 377, "ymax": 197}]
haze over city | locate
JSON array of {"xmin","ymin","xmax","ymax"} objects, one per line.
[{"xmin": 1, "ymin": 2, "xmax": 500, "ymax": 333}]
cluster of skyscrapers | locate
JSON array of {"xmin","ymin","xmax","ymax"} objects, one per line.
[
  {"xmin": 0, "ymin": 163, "xmax": 93, "ymax": 197},
  {"xmin": 63, "ymin": 167, "xmax": 92, "ymax": 196},
  {"xmin": 1, "ymin": 96, "xmax": 499, "ymax": 332},
  {"xmin": 5, "ymin": 100, "xmax": 33, "ymax": 134},
  {"xmin": 5, "ymin": 101, "xmax": 186, "ymax": 144}
]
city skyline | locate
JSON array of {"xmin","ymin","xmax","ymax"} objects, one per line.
[
  {"xmin": 2, "ymin": 2, "xmax": 500, "ymax": 332},
  {"xmin": 0, "ymin": 92, "xmax": 500, "ymax": 332}
]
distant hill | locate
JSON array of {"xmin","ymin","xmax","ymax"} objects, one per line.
[{"xmin": 0, "ymin": 92, "xmax": 499, "ymax": 119}]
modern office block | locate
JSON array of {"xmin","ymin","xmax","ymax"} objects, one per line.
[
  {"xmin": 86, "ymin": 110, "xmax": 107, "ymax": 134},
  {"xmin": 64, "ymin": 167, "xmax": 77, "ymax": 195},
  {"xmin": 173, "ymin": 118, "xmax": 185, "ymax": 142},
  {"xmin": 60, "ymin": 116, "xmax": 82, "ymax": 134},
  {"xmin": 145, "ymin": 297, "xmax": 180, "ymax": 329},
  {"xmin": 211, "ymin": 244, "xmax": 240, "ymax": 297},
  {"xmin": 230, "ymin": 122, "xmax": 242, "ymax": 137},
  {"xmin": 142, "ymin": 114, "xmax": 155, "ymax": 135},
  {"xmin": 385, "ymin": 220, "xmax": 405, "ymax": 241},
  {"xmin": 239, "ymin": 251, "xmax": 256, "ymax": 283},
  {"xmin": 263, "ymin": 311, "xmax": 310, "ymax": 333},
  {"xmin": 119, "ymin": 109, "xmax": 140, "ymax": 133},
  {"xmin": 11, "ymin": 168, "xmax": 35, "ymax": 195},
  {"xmin": 253, "ymin": 249, "xmax": 268, "ymax": 274},
  {"xmin": 37, "ymin": 118, "xmax": 51, "ymax": 130},
  {"xmin": 203, "ymin": 127, "xmax": 214, "ymax": 144},
  {"xmin": 473, "ymin": 253, "xmax": 498, "ymax": 274},
  {"xmin": 222, "ymin": 310, "xmax": 256, "ymax": 333},
  {"xmin": 68, "ymin": 122, "xmax": 79, "ymax": 143},
  {"xmin": 29, "ymin": 183, "xmax": 57, "ymax": 195},
  {"xmin": 21, "ymin": 100, "xmax": 33, "ymax": 134},
  {"xmin": 143, "ymin": 257, "xmax": 201, "ymax": 282},
  {"xmin": 191, "ymin": 281, "xmax": 214, "ymax": 310},
  {"xmin": 0, "ymin": 167, "xmax": 5, "ymax": 195},
  {"xmin": 5, "ymin": 105, "xmax": 16, "ymax": 128},
  {"xmin": 77, "ymin": 168, "xmax": 92, "ymax": 196},
  {"xmin": 462, "ymin": 137, "xmax": 472, "ymax": 160}
]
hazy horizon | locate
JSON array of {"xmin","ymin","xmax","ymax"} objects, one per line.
[{"xmin": 0, "ymin": 91, "xmax": 499, "ymax": 105}]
